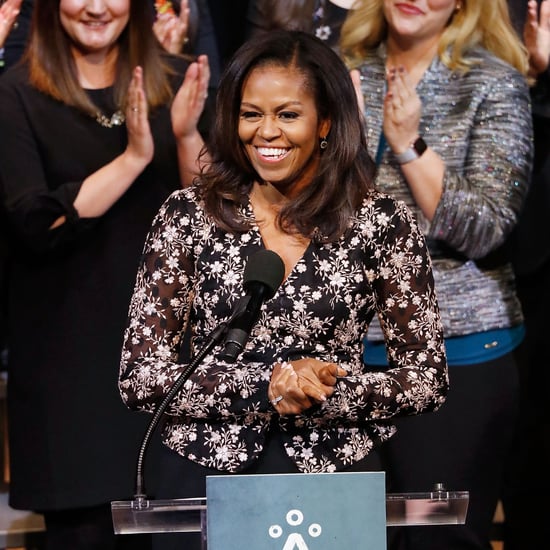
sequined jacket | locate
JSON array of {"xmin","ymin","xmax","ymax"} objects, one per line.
[
  {"xmin": 357, "ymin": 46, "xmax": 534, "ymax": 339},
  {"xmin": 119, "ymin": 187, "xmax": 448, "ymax": 473}
]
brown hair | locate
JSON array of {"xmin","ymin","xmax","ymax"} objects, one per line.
[
  {"xmin": 24, "ymin": 0, "xmax": 176, "ymax": 117},
  {"xmin": 198, "ymin": 30, "xmax": 377, "ymax": 243}
]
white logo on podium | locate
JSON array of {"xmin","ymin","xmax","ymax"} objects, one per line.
[{"xmin": 268, "ymin": 509, "xmax": 322, "ymax": 549}]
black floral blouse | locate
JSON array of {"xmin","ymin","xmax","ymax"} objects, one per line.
[{"xmin": 119, "ymin": 186, "xmax": 448, "ymax": 473}]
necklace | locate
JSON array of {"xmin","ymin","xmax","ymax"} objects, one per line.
[{"xmin": 95, "ymin": 110, "xmax": 125, "ymax": 128}]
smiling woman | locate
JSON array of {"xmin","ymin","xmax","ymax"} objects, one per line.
[
  {"xmin": 118, "ymin": 29, "xmax": 449, "ymax": 550},
  {"xmin": 0, "ymin": 0, "xmax": 210, "ymax": 548},
  {"xmin": 238, "ymin": 65, "xmax": 330, "ymax": 199}
]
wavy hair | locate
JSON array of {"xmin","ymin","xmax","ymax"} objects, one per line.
[
  {"xmin": 340, "ymin": 0, "xmax": 529, "ymax": 76},
  {"xmin": 197, "ymin": 29, "xmax": 377, "ymax": 243},
  {"xmin": 24, "ymin": 0, "xmax": 176, "ymax": 116}
]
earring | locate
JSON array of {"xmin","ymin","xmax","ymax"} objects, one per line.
[
  {"xmin": 455, "ymin": 2, "xmax": 461, "ymax": 11},
  {"xmin": 320, "ymin": 137, "xmax": 328, "ymax": 150}
]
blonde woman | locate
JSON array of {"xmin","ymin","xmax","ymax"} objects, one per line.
[{"xmin": 340, "ymin": 1, "xmax": 533, "ymax": 549}]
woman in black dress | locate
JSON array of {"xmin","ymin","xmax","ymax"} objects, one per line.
[{"xmin": 0, "ymin": 0, "xmax": 209, "ymax": 548}]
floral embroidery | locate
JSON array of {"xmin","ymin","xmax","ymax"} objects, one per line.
[{"xmin": 119, "ymin": 187, "xmax": 448, "ymax": 473}]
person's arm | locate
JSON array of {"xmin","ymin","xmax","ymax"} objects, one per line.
[
  {"xmin": 0, "ymin": 65, "xmax": 155, "ymax": 253},
  {"xmin": 427, "ymin": 67, "xmax": 534, "ymax": 260},
  {"xmin": 381, "ymin": 67, "xmax": 445, "ymax": 220},
  {"xmin": 68, "ymin": 67, "xmax": 154, "ymax": 222},
  {"xmin": 319, "ymin": 199, "xmax": 449, "ymax": 423}
]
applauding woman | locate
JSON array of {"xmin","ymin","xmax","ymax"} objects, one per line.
[{"xmin": 0, "ymin": 1, "xmax": 208, "ymax": 548}]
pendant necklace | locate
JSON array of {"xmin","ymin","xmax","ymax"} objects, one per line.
[{"xmin": 95, "ymin": 110, "xmax": 125, "ymax": 128}]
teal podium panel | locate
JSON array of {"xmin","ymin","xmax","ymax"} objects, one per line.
[{"xmin": 206, "ymin": 471, "xmax": 386, "ymax": 550}]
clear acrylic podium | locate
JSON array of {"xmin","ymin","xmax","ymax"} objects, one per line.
[
  {"xmin": 113, "ymin": 324, "xmax": 469, "ymax": 547},
  {"xmin": 111, "ymin": 483, "xmax": 468, "ymax": 546}
]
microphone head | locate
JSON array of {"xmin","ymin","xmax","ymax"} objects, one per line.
[{"xmin": 243, "ymin": 250, "xmax": 285, "ymax": 299}]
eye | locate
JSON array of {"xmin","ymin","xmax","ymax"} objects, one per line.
[
  {"xmin": 278, "ymin": 111, "xmax": 299, "ymax": 121},
  {"xmin": 240, "ymin": 111, "xmax": 263, "ymax": 121}
]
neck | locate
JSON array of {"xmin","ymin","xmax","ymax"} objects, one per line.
[
  {"xmin": 386, "ymin": 34, "xmax": 440, "ymax": 75},
  {"xmin": 72, "ymin": 45, "xmax": 119, "ymax": 89}
]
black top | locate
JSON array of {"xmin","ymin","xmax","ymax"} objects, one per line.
[{"xmin": 0, "ymin": 59, "xmax": 187, "ymax": 510}]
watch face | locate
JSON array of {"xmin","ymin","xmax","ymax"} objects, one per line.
[{"xmin": 414, "ymin": 137, "xmax": 428, "ymax": 156}]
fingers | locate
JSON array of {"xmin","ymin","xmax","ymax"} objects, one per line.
[
  {"xmin": 125, "ymin": 66, "xmax": 154, "ymax": 164},
  {"xmin": 0, "ymin": 0, "xmax": 21, "ymax": 45},
  {"xmin": 269, "ymin": 361, "xmax": 313, "ymax": 414},
  {"xmin": 269, "ymin": 359, "xmax": 346, "ymax": 414},
  {"xmin": 349, "ymin": 69, "xmax": 365, "ymax": 113},
  {"xmin": 127, "ymin": 66, "xmax": 147, "ymax": 119}
]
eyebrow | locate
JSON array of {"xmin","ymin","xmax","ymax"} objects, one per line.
[{"xmin": 240, "ymin": 100, "xmax": 304, "ymax": 110}]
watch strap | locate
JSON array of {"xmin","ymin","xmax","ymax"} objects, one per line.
[{"xmin": 394, "ymin": 136, "xmax": 427, "ymax": 165}]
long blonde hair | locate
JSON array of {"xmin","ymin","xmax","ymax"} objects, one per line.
[{"xmin": 340, "ymin": 0, "xmax": 529, "ymax": 76}]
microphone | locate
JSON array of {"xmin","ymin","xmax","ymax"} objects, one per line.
[{"xmin": 221, "ymin": 249, "xmax": 285, "ymax": 362}]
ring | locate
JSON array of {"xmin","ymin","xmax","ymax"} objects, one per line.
[
  {"xmin": 270, "ymin": 395, "xmax": 283, "ymax": 406},
  {"xmin": 131, "ymin": 107, "xmax": 139, "ymax": 112}
]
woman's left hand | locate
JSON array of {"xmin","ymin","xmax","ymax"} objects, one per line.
[
  {"xmin": 269, "ymin": 359, "xmax": 346, "ymax": 415},
  {"xmin": 171, "ymin": 54, "xmax": 210, "ymax": 140}
]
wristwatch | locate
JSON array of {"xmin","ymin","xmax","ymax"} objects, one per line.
[{"xmin": 394, "ymin": 136, "xmax": 428, "ymax": 165}]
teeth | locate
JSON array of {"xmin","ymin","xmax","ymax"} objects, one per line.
[{"xmin": 257, "ymin": 147, "xmax": 288, "ymax": 158}]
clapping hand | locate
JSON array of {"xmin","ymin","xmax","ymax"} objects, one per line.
[
  {"xmin": 524, "ymin": 0, "xmax": 550, "ymax": 76},
  {"xmin": 383, "ymin": 66, "xmax": 422, "ymax": 155},
  {"xmin": 125, "ymin": 66, "xmax": 154, "ymax": 167},
  {"xmin": 171, "ymin": 54, "xmax": 210, "ymax": 140},
  {"xmin": 0, "ymin": 0, "xmax": 22, "ymax": 50},
  {"xmin": 153, "ymin": 0, "xmax": 190, "ymax": 54}
]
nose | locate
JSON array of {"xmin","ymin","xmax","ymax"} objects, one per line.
[
  {"xmin": 86, "ymin": 0, "xmax": 107, "ymax": 14},
  {"xmin": 257, "ymin": 115, "xmax": 282, "ymax": 140}
]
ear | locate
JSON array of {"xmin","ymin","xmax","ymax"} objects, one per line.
[{"xmin": 319, "ymin": 118, "xmax": 331, "ymax": 139}]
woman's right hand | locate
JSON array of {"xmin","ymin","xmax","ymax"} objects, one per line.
[
  {"xmin": 0, "ymin": 0, "xmax": 22, "ymax": 49},
  {"xmin": 125, "ymin": 66, "xmax": 154, "ymax": 167}
]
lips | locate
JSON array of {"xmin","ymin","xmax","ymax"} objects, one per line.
[{"xmin": 395, "ymin": 3, "xmax": 423, "ymax": 15}]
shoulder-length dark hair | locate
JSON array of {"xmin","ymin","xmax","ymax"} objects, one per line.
[
  {"xmin": 199, "ymin": 29, "xmax": 376, "ymax": 243},
  {"xmin": 24, "ymin": 0, "xmax": 175, "ymax": 116}
]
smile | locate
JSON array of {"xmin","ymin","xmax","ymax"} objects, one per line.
[
  {"xmin": 81, "ymin": 21, "xmax": 110, "ymax": 27},
  {"xmin": 256, "ymin": 147, "xmax": 290, "ymax": 160}
]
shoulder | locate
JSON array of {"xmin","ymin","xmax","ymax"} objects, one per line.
[
  {"xmin": 462, "ymin": 47, "xmax": 528, "ymax": 91},
  {"xmin": 360, "ymin": 191, "xmax": 420, "ymax": 229},
  {"xmin": 157, "ymin": 185, "xmax": 206, "ymax": 221}
]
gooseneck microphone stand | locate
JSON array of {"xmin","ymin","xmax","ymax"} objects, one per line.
[{"xmin": 133, "ymin": 321, "xmax": 229, "ymax": 508}]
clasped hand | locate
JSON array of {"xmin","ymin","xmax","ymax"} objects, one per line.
[{"xmin": 268, "ymin": 358, "xmax": 347, "ymax": 415}]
